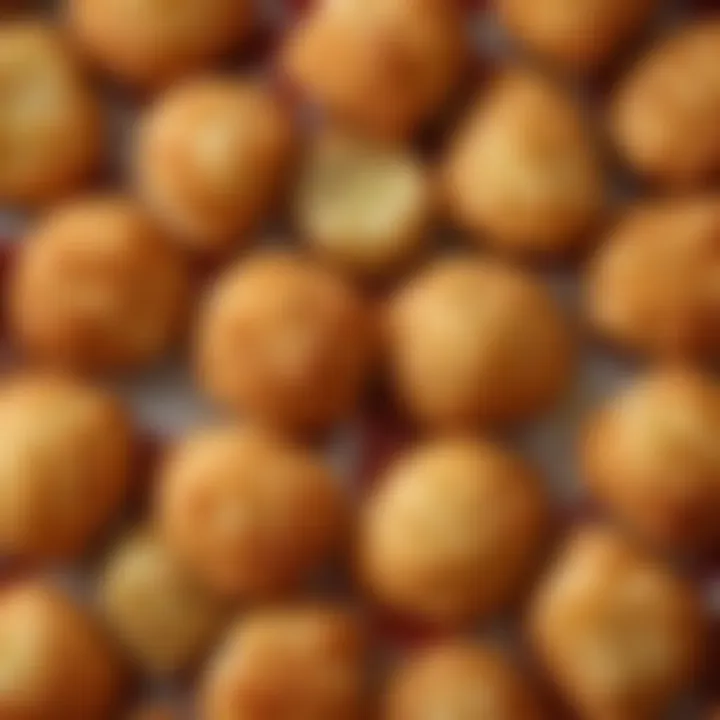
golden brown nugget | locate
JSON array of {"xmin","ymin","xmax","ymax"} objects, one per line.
[
  {"xmin": 583, "ymin": 368, "xmax": 720, "ymax": 553},
  {"xmin": 587, "ymin": 196, "xmax": 720, "ymax": 360},
  {"xmin": 443, "ymin": 72, "xmax": 605, "ymax": 258},
  {"xmin": 359, "ymin": 438, "xmax": 549, "ymax": 626},
  {"xmin": 386, "ymin": 257, "xmax": 574, "ymax": 430},
  {"xmin": 156, "ymin": 425, "xmax": 347, "ymax": 600},
  {"xmin": 0, "ymin": 374, "xmax": 133, "ymax": 562},
  {"xmin": 136, "ymin": 79, "xmax": 296, "ymax": 254},
  {"xmin": 0, "ymin": 582, "xmax": 123, "ymax": 720},
  {"xmin": 529, "ymin": 527, "xmax": 705, "ymax": 720},
  {"xmin": 67, "ymin": 0, "xmax": 253, "ymax": 88},
  {"xmin": 281, "ymin": 0, "xmax": 467, "ymax": 140},
  {"xmin": 201, "ymin": 607, "xmax": 366, "ymax": 720},
  {"xmin": 196, "ymin": 251, "xmax": 373, "ymax": 432},
  {"xmin": 612, "ymin": 21, "xmax": 720, "ymax": 188},
  {"xmin": 497, "ymin": 0, "xmax": 657, "ymax": 71},
  {"xmin": 384, "ymin": 642, "xmax": 545, "ymax": 719},
  {"xmin": 0, "ymin": 22, "xmax": 102, "ymax": 205},
  {"xmin": 9, "ymin": 196, "xmax": 190, "ymax": 374}
]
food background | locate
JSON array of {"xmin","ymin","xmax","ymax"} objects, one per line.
[{"xmin": 1, "ymin": 0, "xmax": 720, "ymax": 718}]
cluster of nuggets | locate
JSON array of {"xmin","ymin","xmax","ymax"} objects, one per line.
[{"xmin": 1, "ymin": 0, "xmax": 720, "ymax": 718}]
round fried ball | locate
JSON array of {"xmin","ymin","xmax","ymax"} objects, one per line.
[
  {"xmin": 100, "ymin": 530, "xmax": 228, "ymax": 676},
  {"xmin": 295, "ymin": 131, "xmax": 432, "ymax": 276},
  {"xmin": 611, "ymin": 21, "xmax": 720, "ymax": 188},
  {"xmin": 386, "ymin": 257, "xmax": 573, "ymax": 429},
  {"xmin": 196, "ymin": 251, "xmax": 372, "ymax": 432},
  {"xmin": 529, "ymin": 527, "xmax": 704, "ymax": 720},
  {"xmin": 359, "ymin": 438, "xmax": 549, "ymax": 626},
  {"xmin": 0, "ymin": 582, "xmax": 122, "ymax": 720},
  {"xmin": 136, "ymin": 79, "xmax": 296, "ymax": 254},
  {"xmin": 587, "ymin": 196, "xmax": 720, "ymax": 360},
  {"xmin": 443, "ymin": 72, "xmax": 605, "ymax": 258},
  {"xmin": 583, "ymin": 368, "xmax": 720, "ymax": 553},
  {"xmin": 156, "ymin": 426, "xmax": 347, "ymax": 600},
  {"xmin": 201, "ymin": 607, "xmax": 366, "ymax": 720},
  {"xmin": 497, "ymin": 0, "xmax": 657, "ymax": 71},
  {"xmin": 0, "ymin": 22, "xmax": 102, "ymax": 206},
  {"xmin": 0, "ymin": 374, "xmax": 132, "ymax": 561},
  {"xmin": 281, "ymin": 0, "xmax": 467, "ymax": 140},
  {"xmin": 9, "ymin": 196, "xmax": 190, "ymax": 374},
  {"xmin": 384, "ymin": 642, "xmax": 544, "ymax": 720},
  {"xmin": 67, "ymin": 0, "xmax": 253, "ymax": 89}
]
